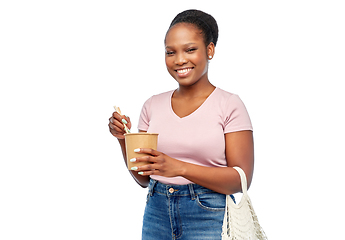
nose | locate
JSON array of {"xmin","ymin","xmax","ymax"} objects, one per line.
[{"xmin": 174, "ymin": 52, "xmax": 188, "ymax": 65}]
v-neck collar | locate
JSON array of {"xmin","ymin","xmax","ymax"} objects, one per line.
[{"xmin": 169, "ymin": 87, "xmax": 218, "ymax": 120}]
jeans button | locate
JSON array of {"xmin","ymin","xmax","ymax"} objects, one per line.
[{"xmin": 169, "ymin": 188, "xmax": 174, "ymax": 194}]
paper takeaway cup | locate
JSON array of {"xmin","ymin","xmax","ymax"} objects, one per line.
[{"xmin": 124, "ymin": 133, "xmax": 159, "ymax": 170}]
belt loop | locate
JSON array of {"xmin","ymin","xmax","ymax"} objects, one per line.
[
  {"xmin": 148, "ymin": 179, "xmax": 157, "ymax": 197},
  {"xmin": 188, "ymin": 184, "xmax": 196, "ymax": 200}
]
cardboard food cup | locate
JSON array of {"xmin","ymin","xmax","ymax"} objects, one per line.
[{"xmin": 125, "ymin": 133, "xmax": 159, "ymax": 170}]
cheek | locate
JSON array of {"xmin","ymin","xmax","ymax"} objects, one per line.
[
  {"xmin": 165, "ymin": 58, "xmax": 176, "ymax": 77},
  {"xmin": 165, "ymin": 57, "xmax": 173, "ymax": 68},
  {"xmin": 190, "ymin": 49, "xmax": 207, "ymax": 63},
  {"xmin": 192, "ymin": 54, "xmax": 208, "ymax": 69}
]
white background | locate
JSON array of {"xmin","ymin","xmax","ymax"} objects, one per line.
[{"xmin": 1, "ymin": 1, "xmax": 344, "ymax": 239}]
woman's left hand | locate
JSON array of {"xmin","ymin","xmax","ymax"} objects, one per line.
[{"xmin": 130, "ymin": 148, "xmax": 184, "ymax": 178}]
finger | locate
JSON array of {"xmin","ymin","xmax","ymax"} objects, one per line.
[
  {"xmin": 131, "ymin": 164, "xmax": 160, "ymax": 176},
  {"xmin": 108, "ymin": 126, "xmax": 125, "ymax": 139},
  {"xmin": 112, "ymin": 112, "xmax": 132, "ymax": 131},
  {"xmin": 137, "ymin": 170, "xmax": 159, "ymax": 176},
  {"xmin": 113, "ymin": 111, "xmax": 129, "ymax": 123},
  {"xmin": 134, "ymin": 148, "xmax": 160, "ymax": 157},
  {"xmin": 109, "ymin": 121, "xmax": 125, "ymax": 133},
  {"xmin": 124, "ymin": 115, "xmax": 132, "ymax": 129},
  {"xmin": 109, "ymin": 123, "xmax": 123, "ymax": 136},
  {"xmin": 110, "ymin": 115, "xmax": 127, "ymax": 130},
  {"xmin": 133, "ymin": 163, "xmax": 157, "ymax": 171},
  {"xmin": 112, "ymin": 112, "xmax": 124, "ymax": 122},
  {"xmin": 108, "ymin": 115, "xmax": 127, "ymax": 134},
  {"xmin": 130, "ymin": 155, "xmax": 155, "ymax": 165}
]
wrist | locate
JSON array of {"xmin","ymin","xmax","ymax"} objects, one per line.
[{"xmin": 178, "ymin": 160, "xmax": 188, "ymax": 177}]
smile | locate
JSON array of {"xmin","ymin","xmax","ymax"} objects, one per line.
[
  {"xmin": 175, "ymin": 67, "xmax": 194, "ymax": 77},
  {"xmin": 176, "ymin": 68, "xmax": 193, "ymax": 74}
]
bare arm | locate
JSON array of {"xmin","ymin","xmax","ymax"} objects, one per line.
[
  {"xmin": 109, "ymin": 112, "xmax": 150, "ymax": 188},
  {"xmin": 131, "ymin": 130, "xmax": 254, "ymax": 195},
  {"xmin": 181, "ymin": 130, "xmax": 254, "ymax": 194}
]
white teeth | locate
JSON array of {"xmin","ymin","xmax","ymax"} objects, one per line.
[{"xmin": 177, "ymin": 68, "xmax": 192, "ymax": 74}]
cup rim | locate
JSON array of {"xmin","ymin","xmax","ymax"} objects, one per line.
[{"xmin": 124, "ymin": 132, "xmax": 158, "ymax": 136}]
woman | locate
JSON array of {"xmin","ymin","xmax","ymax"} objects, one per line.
[{"xmin": 109, "ymin": 9, "xmax": 254, "ymax": 240}]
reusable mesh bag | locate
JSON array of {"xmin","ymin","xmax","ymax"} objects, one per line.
[{"xmin": 221, "ymin": 167, "xmax": 268, "ymax": 240}]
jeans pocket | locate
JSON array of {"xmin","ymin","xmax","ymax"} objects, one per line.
[{"xmin": 196, "ymin": 192, "xmax": 226, "ymax": 212}]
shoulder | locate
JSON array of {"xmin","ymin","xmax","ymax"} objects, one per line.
[
  {"xmin": 215, "ymin": 87, "xmax": 235, "ymax": 97},
  {"xmin": 152, "ymin": 90, "xmax": 174, "ymax": 100},
  {"xmin": 141, "ymin": 90, "xmax": 174, "ymax": 111},
  {"xmin": 214, "ymin": 88, "xmax": 252, "ymax": 132},
  {"xmin": 214, "ymin": 87, "xmax": 251, "ymax": 120},
  {"xmin": 214, "ymin": 87, "xmax": 243, "ymax": 105},
  {"xmin": 143, "ymin": 90, "xmax": 174, "ymax": 103}
]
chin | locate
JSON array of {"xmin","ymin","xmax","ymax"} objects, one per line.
[{"xmin": 176, "ymin": 78, "xmax": 199, "ymax": 87}]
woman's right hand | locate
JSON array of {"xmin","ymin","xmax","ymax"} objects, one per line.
[{"xmin": 108, "ymin": 112, "xmax": 132, "ymax": 140}]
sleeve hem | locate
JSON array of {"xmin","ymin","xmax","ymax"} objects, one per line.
[{"xmin": 224, "ymin": 127, "xmax": 253, "ymax": 134}]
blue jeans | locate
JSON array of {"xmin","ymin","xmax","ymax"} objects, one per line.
[{"xmin": 142, "ymin": 179, "xmax": 235, "ymax": 240}]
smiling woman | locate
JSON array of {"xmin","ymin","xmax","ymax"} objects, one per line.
[
  {"xmin": 108, "ymin": 9, "xmax": 254, "ymax": 240},
  {"xmin": 164, "ymin": 10, "xmax": 217, "ymax": 88},
  {"xmin": 165, "ymin": 25, "xmax": 213, "ymax": 86}
]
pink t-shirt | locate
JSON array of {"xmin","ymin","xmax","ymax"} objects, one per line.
[{"xmin": 138, "ymin": 87, "xmax": 253, "ymax": 185}]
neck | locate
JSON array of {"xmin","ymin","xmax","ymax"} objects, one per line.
[{"xmin": 175, "ymin": 75, "xmax": 215, "ymax": 98}]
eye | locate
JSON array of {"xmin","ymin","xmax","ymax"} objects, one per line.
[
  {"xmin": 166, "ymin": 51, "xmax": 175, "ymax": 56},
  {"xmin": 186, "ymin": 48, "xmax": 197, "ymax": 53}
]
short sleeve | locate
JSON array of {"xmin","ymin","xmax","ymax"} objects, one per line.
[
  {"xmin": 138, "ymin": 96, "xmax": 153, "ymax": 131},
  {"xmin": 223, "ymin": 94, "xmax": 253, "ymax": 133}
]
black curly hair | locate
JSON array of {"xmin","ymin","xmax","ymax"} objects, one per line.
[{"xmin": 166, "ymin": 9, "xmax": 219, "ymax": 47}]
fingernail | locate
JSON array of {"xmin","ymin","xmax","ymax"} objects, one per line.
[
  {"xmin": 130, "ymin": 158, "xmax": 136, "ymax": 162},
  {"xmin": 134, "ymin": 148, "xmax": 140, "ymax": 152},
  {"xmin": 122, "ymin": 119, "xmax": 128, "ymax": 124},
  {"xmin": 138, "ymin": 172, "xmax": 144, "ymax": 175},
  {"xmin": 131, "ymin": 166, "xmax": 138, "ymax": 171}
]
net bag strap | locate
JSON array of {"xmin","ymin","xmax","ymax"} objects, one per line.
[{"xmin": 233, "ymin": 167, "xmax": 247, "ymax": 195}]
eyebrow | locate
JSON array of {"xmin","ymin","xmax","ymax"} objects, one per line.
[{"xmin": 165, "ymin": 43, "xmax": 196, "ymax": 49}]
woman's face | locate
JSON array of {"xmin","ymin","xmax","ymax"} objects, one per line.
[{"xmin": 165, "ymin": 23, "xmax": 214, "ymax": 87}]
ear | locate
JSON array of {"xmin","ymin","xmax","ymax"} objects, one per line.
[{"xmin": 207, "ymin": 42, "xmax": 215, "ymax": 60}]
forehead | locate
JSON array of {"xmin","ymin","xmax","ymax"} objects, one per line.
[{"xmin": 165, "ymin": 23, "xmax": 204, "ymax": 47}]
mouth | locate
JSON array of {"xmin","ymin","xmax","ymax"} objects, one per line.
[{"xmin": 175, "ymin": 67, "xmax": 194, "ymax": 77}]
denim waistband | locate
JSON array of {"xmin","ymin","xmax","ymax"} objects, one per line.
[{"xmin": 147, "ymin": 178, "xmax": 223, "ymax": 200}]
